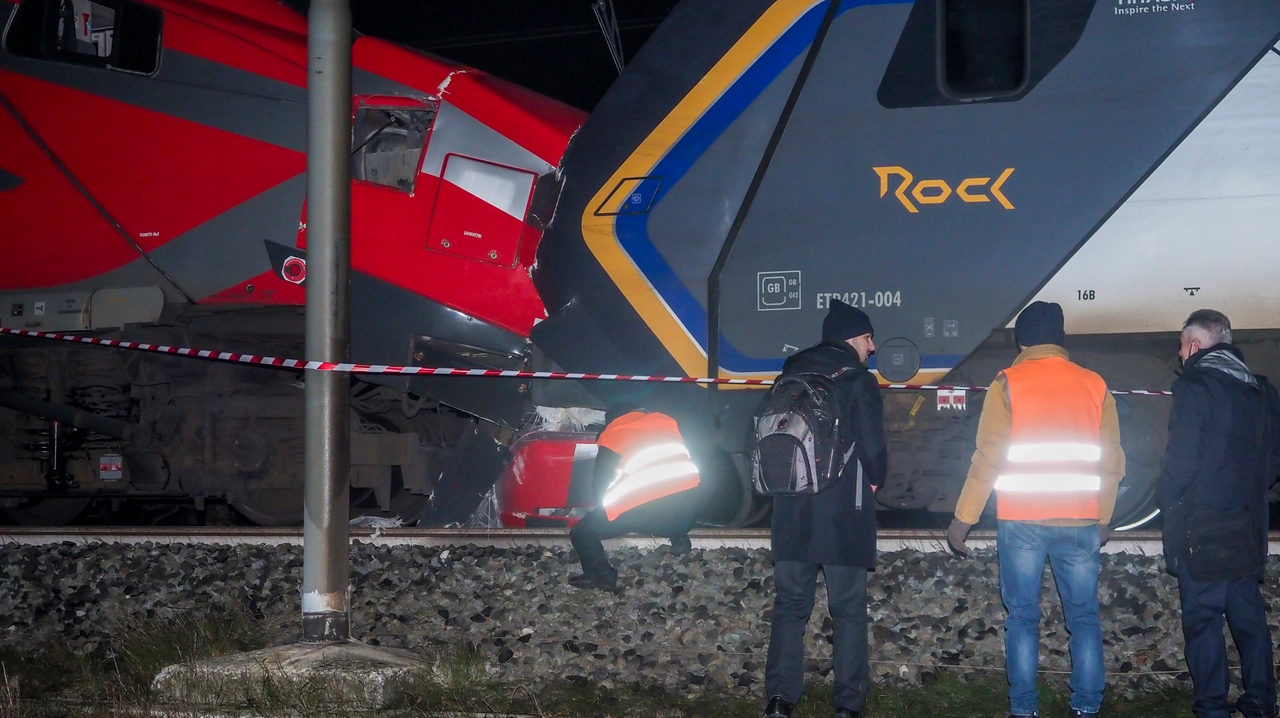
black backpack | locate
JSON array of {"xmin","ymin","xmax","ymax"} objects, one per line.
[{"xmin": 751, "ymin": 369, "xmax": 856, "ymax": 496}]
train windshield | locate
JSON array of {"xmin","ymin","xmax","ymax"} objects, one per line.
[{"xmin": 351, "ymin": 107, "xmax": 437, "ymax": 192}]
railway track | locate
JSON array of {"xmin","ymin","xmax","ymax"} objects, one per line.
[{"xmin": 3, "ymin": 526, "xmax": 1259, "ymax": 555}]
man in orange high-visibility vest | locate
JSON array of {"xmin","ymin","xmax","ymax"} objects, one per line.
[
  {"xmin": 568, "ymin": 404, "xmax": 703, "ymax": 592},
  {"xmin": 947, "ymin": 301, "xmax": 1126, "ymax": 718}
]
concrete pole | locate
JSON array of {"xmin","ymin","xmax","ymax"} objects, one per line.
[{"xmin": 301, "ymin": 0, "xmax": 352, "ymax": 643}]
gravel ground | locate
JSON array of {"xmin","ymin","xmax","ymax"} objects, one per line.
[{"xmin": 2, "ymin": 542, "xmax": 1271, "ymax": 698}]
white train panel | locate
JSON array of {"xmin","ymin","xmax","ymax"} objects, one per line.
[{"xmin": 1026, "ymin": 48, "xmax": 1280, "ymax": 335}]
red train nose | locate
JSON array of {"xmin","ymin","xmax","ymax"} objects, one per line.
[{"xmin": 495, "ymin": 431, "xmax": 599, "ymax": 528}]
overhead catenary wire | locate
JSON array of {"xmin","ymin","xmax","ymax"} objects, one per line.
[{"xmin": 592, "ymin": 0, "xmax": 626, "ymax": 74}]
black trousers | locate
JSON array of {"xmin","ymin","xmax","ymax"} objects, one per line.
[
  {"xmin": 765, "ymin": 560, "xmax": 869, "ymax": 711},
  {"xmin": 569, "ymin": 488, "xmax": 700, "ymax": 575},
  {"xmin": 1178, "ymin": 572, "xmax": 1277, "ymax": 718}
]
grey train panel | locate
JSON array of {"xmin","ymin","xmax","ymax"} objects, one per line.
[
  {"xmin": 149, "ymin": 174, "xmax": 307, "ymax": 299},
  {"xmin": 716, "ymin": 0, "xmax": 1280, "ymax": 370},
  {"xmin": 0, "ymin": 48, "xmax": 309, "ymax": 151},
  {"xmin": 646, "ymin": 52, "xmax": 805, "ymax": 304},
  {"xmin": 350, "ymin": 271, "xmax": 532, "ymax": 428}
]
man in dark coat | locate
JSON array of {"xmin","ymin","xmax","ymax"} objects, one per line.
[
  {"xmin": 1156, "ymin": 309, "xmax": 1280, "ymax": 718},
  {"xmin": 762, "ymin": 299, "xmax": 887, "ymax": 718}
]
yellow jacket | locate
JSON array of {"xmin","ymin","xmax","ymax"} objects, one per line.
[{"xmin": 953, "ymin": 344, "xmax": 1126, "ymax": 526}]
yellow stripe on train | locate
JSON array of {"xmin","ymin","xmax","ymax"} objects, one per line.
[{"xmin": 580, "ymin": 0, "xmax": 825, "ymax": 380}]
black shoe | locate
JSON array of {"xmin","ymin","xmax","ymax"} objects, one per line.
[
  {"xmin": 568, "ymin": 570, "xmax": 618, "ymax": 592},
  {"xmin": 1070, "ymin": 711, "xmax": 1098, "ymax": 718},
  {"xmin": 834, "ymin": 709, "xmax": 861, "ymax": 718},
  {"xmin": 1230, "ymin": 698, "xmax": 1279, "ymax": 718},
  {"xmin": 1006, "ymin": 713, "xmax": 1040, "ymax": 718},
  {"xmin": 670, "ymin": 535, "xmax": 692, "ymax": 555},
  {"xmin": 763, "ymin": 696, "xmax": 794, "ymax": 718}
]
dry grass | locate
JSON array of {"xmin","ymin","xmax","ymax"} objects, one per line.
[{"xmin": 0, "ymin": 609, "xmax": 1196, "ymax": 717}]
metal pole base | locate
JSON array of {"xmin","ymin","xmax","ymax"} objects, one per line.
[{"xmin": 302, "ymin": 611, "xmax": 350, "ymax": 643}]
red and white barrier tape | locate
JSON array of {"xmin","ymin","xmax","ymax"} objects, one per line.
[{"xmin": 0, "ymin": 327, "xmax": 1173, "ymax": 395}]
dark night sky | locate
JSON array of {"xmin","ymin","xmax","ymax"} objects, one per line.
[{"xmin": 284, "ymin": 1, "xmax": 678, "ymax": 110}]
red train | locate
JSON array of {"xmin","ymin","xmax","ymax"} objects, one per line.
[{"xmin": 0, "ymin": 0, "xmax": 586, "ymax": 525}]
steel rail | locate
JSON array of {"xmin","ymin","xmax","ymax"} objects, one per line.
[{"xmin": 1, "ymin": 527, "xmax": 1254, "ymax": 556}]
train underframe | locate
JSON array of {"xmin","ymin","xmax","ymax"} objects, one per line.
[
  {"xmin": 873, "ymin": 328, "xmax": 1280, "ymax": 528},
  {"xmin": 0, "ymin": 306, "xmax": 476, "ymax": 526},
  {"xmin": 3, "ymin": 307, "xmax": 1279, "ymax": 528}
]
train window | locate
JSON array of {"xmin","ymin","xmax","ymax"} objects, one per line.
[
  {"xmin": 111, "ymin": 1, "xmax": 161, "ymax": 73},
  {"xmin": 351, "ymin": 107, "xmax": 435, "ymax": 192},
  {"xmin": 3, "ymin": 0, "xmax": 161, "ymax": 75},
  {"xmin": 50, "ymin": 0, "xmax": 119, "ymax": 62},
  {"xmin": 940, "ymin": 0, "xmax": 1028, "ymax": 97},
  {"xmin": 878, "ymin": 0, "xmax": 1094, "ymax": 109},
  {"xmin": 441, "ymin": 155, "xmax": 536, "ymax": 220}
]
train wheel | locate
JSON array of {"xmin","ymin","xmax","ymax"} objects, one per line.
[
  {"xmin": 232, "ymin": 489, "xmax": 303, "ymax": 527},
  {"xmin": 1109, "ymin": 394, "xmax": 1168, "ymax": 531},
  {"xmin": 1111, "ymin": 492, "xmax": 1159, "ymax": 531},
  {"xmin": 696, "ymin": 451, "xmax": 771, "ymax": 528},
  {"xmin": 1109, "ymin": 471, "xmax": 1160, "ymax": 531},
  {"xmin": 2, "ymin": 497, "xmax": 93, "ymax": 526}
]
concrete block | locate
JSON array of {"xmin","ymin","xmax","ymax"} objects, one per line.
[{"xmin": 152, "ymin": 641, "xmax": 429, "ymax": 709}]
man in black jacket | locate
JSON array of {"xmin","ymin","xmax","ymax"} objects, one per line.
[
  {"xmin": 1157, "ymin": 309, "xmax": 1280, "ymax": 718},
  {"xmin": 762, "ymin": 299, "xmax": 887, "ymax": 718}
]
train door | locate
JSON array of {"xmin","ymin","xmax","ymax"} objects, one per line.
[{"xmin": 424, "ymin": 154, "xmax": 538, "ymax": 269}]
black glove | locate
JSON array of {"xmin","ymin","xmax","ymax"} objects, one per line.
[
  {"xmin": 947, "ymin": 518, "xmax": 973, "ymax": 557},
  {"xmin": 1097, "ymin": 523, "xmax": 1110, "ymax": 547}
]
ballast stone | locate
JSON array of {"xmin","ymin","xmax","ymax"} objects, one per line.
[{"xmin": 0, "ymin": 541, "xmax": 1265, "ymax": 699}]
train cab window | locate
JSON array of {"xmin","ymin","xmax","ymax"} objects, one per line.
[
  {"xmin": 941, "ymin": 0, "xmax": 1028, "ymax": 97},
  {"xmin": 878, "ymin": 0, "xmax": 1092, "ymax": 109},
  {"xmin": 4, "ymin": 0, "xmax": 161, "ymax": 75},
  {"xmin": 351, "ymin": 107, "xmax": 436, "ymax": 192}
]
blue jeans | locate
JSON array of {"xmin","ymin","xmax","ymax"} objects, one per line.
[{"xmin": 998, "ymin": 521, "xmax": 1104, "ymax": 716}]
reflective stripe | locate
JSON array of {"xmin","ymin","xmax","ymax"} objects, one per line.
[
  {"xmin": 997, "ymin": 356, "xmax": 1108, "ymax": 521},
  {"xmin": 1006, "ymin": 443, "xmax": 1101, "ymax": 463},
  {"xmin": 617, "ymin": 442, "xmax": 690, "ymax": 478},
  {"xmin": 994, "ymin": 474, "xmax": 1101, "ymax": 492},
  {"xmin": 602, "ymin": 461, "xmax": 701, "ymax": 509}
]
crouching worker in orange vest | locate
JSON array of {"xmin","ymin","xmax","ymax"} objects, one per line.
[
  {"xmin": 947, "ymin": 301, "xmax": 1125, "ymax": 718},
  {"xmin": 568, "ymin": 404, "xmax": 703, "ymax": 592}
]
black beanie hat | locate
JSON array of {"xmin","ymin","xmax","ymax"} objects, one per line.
[
  {"xmin": 822, "ymin": 299, "xmax": 874, "ymax": 342},
  {"xmin": 1014, "ymin": 301, "xmax": 1066, "ymax": 348},
  {"xmin": 605, "ymin": 401, "xmax": 642, "ymax": 425}
]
